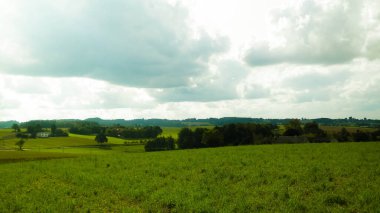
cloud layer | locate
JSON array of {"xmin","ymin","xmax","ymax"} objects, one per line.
[
  {"xmin": 1, "ymin": 0, "xmax": 380, "ymax": 121},
  {"xmin": 0, "ymin": 0, "xmax": 227, "ymax": 88}
]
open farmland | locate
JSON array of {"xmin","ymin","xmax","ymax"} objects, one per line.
[
  {"xmin": 0, "ymin": 128, "xmax": 144, "ymax": 155},
  {"xmin": 0, "ymin": 138, "xmax": 379, "ymax": 212}
]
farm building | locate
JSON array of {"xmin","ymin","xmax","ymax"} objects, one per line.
[{"xmin": 36, "ymin": 132, "xmax": 50, "ymax": 138}]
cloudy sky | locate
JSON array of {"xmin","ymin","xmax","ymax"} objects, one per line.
[{"xmin": 1, "ymin": 0, "xmax": 380, "ymax": 121}]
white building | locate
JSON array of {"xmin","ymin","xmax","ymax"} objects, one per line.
[{"xmin": 36, "ymin": 132, "xmax": 50, "ymax": 138}]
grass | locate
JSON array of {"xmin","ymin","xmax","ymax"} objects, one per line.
[
  {"xmin": 0, "ymin": 142, "xmax": 379, "ymax": 212},
  {"xmin": 0, "ymin": 151, "xmax": 77, "ymax": 163}
]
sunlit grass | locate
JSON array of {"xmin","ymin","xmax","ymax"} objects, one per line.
[{"xmin": 0, "ymin": 142, "xmax": 379, "ymax": 212}]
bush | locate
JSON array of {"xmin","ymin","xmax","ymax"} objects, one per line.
[
  {"xmin": 334, "ymin": 128, "xmax": 351, "ymax": 142},
  {"xmin": 352, "ymin": 130, "xmax": 371, "ymax": 142}
]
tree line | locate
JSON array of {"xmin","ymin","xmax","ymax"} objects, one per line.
[
  {"xmin": 5, "ymin": 117, "xmax": 379, "ymax": 129},
  {"xmin": 13, "ymin": 123, "xmax": 68, "ymax": 138},
  {"xmin": 105, "ymin": 126, "xmax": 162, "ymax": 139},
  {"xmin": 145, "ymin": 120, "xmax": 380, "ymax": 152},
  {"xmin": 14, "ymin": 121, "xmax": 163, "ymax": 140}
]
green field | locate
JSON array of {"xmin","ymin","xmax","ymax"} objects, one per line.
[
  {"xmin": 0, "ymin": 129, "xmax": 379, "ymax": 212},
  {"xmin": 0, "ymin": 128, "xmax": 145, "ymax": 154}
]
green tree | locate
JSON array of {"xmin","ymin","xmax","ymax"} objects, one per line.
[
  {"xmin": 11, "ymin": 123, "xmax": 20, "ymax": 132},
  {"xmin": 283, "ymin": 119, "xmax": 303, "ymax": 136},
  {"xmin": 201, "ymin": 129, "xmax": 224, "ymax": 147},
  {"xmin": 15, "ymin": 139, "xmax": 26, "ymax": 150},
  {"xmin": 177, "ymin": 128, "xmax": 193, "ymax": 149},
  {"xmin": 144, "ymin": 136, "xmax": 175, "ymax": 152},
  {"xmin": 303, "ymin": 122, "xmax": 328, "ymax": 143},
  {"xmin": 303, "ymin": 122, "xmax": 320, "ymax": 134},
  {"xmin": 335, "ymin": 127, "xmax": 350, "ymax": 142},
  {"xmin": 95, "ymin": 132, "xmax": 108, "ymax": 144},
  {"xmin": 51, "ymin": 123, "xmax": 57, "ymax": 136},
  {"xmin": 352, "ymin": 130, "xmax": 371, "ymax": 142}
]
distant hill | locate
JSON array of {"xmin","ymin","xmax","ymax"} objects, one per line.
[
  {"xmin": 0, "ymin": 120, "xmax": 19, "ymax": 128},
  {"xmin": 1, "ymin": 117, "xmax": 379, "ymax": 128}
]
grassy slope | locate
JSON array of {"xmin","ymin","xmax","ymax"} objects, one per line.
[{"xmin": 0, "ymin": 142, "xmax": 379, "ymax": 212}]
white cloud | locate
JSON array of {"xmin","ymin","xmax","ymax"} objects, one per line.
[{"xmin": 245, "ymin": 0, "xmax": 379, "ymax": 66}]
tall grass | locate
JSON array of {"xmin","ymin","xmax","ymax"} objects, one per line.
[{"xmin": 0, "ymin": 142, "xmax": 379, "ymax": 212}]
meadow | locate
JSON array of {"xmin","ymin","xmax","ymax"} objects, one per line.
[{"xmin": 0, "ymin": 125, "xmax": 379, "ymax": 212}]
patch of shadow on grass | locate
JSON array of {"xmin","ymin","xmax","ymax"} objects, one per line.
[
  {"xmin": 324, "ymin": 195, "xmax": 348, "ymax": 207},
  {"xmin": 0, "ymin": 154, "xmax": 77, "ymax": 164}
]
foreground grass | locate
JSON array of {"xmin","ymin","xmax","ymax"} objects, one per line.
[{"xmin": 0, "ymin": 142, "xmax": 379, "ymax": 212}]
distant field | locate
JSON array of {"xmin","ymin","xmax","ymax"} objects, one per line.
[
  {"xmin": 0, "ymin": 128, "xmax": 145, "ymax": 155},
  {"xmin": 0, "ymin": 128, "xmax": 15, "ymax": 138},
  {"xmin": 0, "ymin": 142, "xmax": 379, "ymax": 212},
  {"xmin": 160, "ymin": 126, "xmax": 213, "ymax": 139},
  {"xmin": 320, "ymin": 126, "xmax": 377, "ymax": 134}
]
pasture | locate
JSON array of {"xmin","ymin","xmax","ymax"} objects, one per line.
[{"xmin": 0, "ymin": 129, "xmax": 379, "ymax": 212}]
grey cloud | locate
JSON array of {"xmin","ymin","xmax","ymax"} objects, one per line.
[
  {"xmin": 245, "ymin": 0, "xmax": 368, "ymax": 66},
  {"xmin": 282, "ymin": 70, "xmax": 350, "ymax": 90},
  {"xmin": 294, "ymin": 88, "xmax": 332, "ymax": 103},
  {"xmin": 0, "ymin": 0, "xmax": 228, "ymax": 88},
  {"xmin": 366, "ymin": 35, "xmax": 380, "ymax": 60},
  {"xmin": 150, "ymin": 60, "xmax": 248, "ymax": 102},
  {"xmin": 243, "ymin": 85, "xmax": 271, "ymax": 99}
]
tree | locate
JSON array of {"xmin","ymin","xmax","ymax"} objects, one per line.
[
  {"xmin": 283, "ymin": 119, "xmax": 303, "ymax": 136},
  {"xmin": 177, "ymin": 128, "xmax": 194, "ymax": 149},
  {"xmin": 51, "ymin": 123, "xmax": 57, "ymax": 136},
  {"xmin": 144, "ymin": 136, "xmax": 175, "ymax": 152},
  {"xmin": 95, "ymin": 132, "xmax": 108, "ymax": 144},
  {"xmin": 201, "ymin": 129, "xmax": 224, "ymax": 147},
  {"xmin": 27, "ymin": 124, "xmax": 42, "ymax": 138},
  {"xmin": 335, "ymin": 128, "xmax": 350, "ymax": 142},
  {"xmin": 54, "ymin": 128, "xmax": 68, "ymax": 137},
  {"xmin": 12, "ymin": 123, "xmax": 20, "ymax": 132},
  {"xmin": 303, "ymin": 122, "xmax": 329, "ymax": 143},
  {"xmin": 303, "ymin": 122, "xmax": 320, "ymax": 134},
  {"xmin": 15, "ymin": 139, "xmax": 26, "ymax": 151},
  {"xmin": 193, "ymin": 128, "xmax": 207, "ymax": 148},
  {"xmin": 352, "ymin": 130, "xmax": 371, "ymax": 142},
  {"xmin": 372, "ymin": 128, "xmax": 380, "ymax": 141}
]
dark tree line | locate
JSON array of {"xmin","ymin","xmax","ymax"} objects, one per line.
[
  {"xmin": 144, "ymin": 137, "xmax": 175, "ymax": 152},
  {"xmin": 284, "ymin": 120, "xmax": 329, "ymax": 143},
  {"xmin": 177, "ymin": 123, "xmax": 276, "ymax": 149},
  {"xmin": 69, "ymin": 122, "xmax": 102, "ymax": 135},
  {"xmin": 14, "ymin": 122, "xmax": 68, "ymax": 138},
  {"xmin": 105, "ymin": 126, "xmax": 162, "ymax": 139},
  {"xmin": 169, "ymin": 120, "xmax": 380, "ymax": 151},
  {"xmin": 334, "ymin": 128, "xmax": 380, "ymax": 142}
]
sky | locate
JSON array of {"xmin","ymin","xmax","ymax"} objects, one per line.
[{"xmin": 0, "ymin": 0, "xmax": 380, "ymax": 121}]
